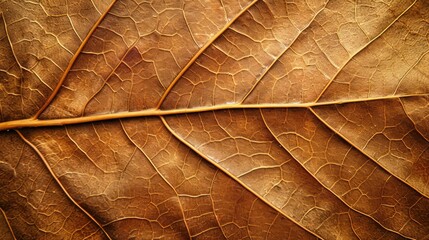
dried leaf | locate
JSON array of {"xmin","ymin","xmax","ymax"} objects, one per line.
[{"xmin": 1, "ymin": 0, "xmax": 428, "ymax": 239}]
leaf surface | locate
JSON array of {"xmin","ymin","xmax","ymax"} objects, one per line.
[{"xmin": 1, "ymin": 0, "xmax": 429, "ymax": 239}]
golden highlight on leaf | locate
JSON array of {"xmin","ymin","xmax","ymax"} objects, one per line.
[{"xmin": 0, "ymin": 0, "xmax": 428, "ymax": 239}]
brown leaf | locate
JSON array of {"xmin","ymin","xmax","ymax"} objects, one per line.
[{"xmin": 1, "ymin": 0, "xmax": 428, "ymax": 239}]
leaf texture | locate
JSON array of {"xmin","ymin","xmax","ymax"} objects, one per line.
[{"xmin": 0, "ymin": 0, "xmax": 428, "ymax": 239}]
